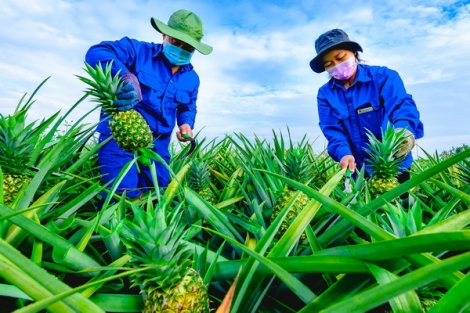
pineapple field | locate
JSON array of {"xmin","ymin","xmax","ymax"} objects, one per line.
[{"xmin": 2, "ymin": 74, "xmax": 470, "ymax": 313}]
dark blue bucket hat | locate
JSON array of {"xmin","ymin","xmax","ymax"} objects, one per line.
[{"xmin": 309, "ymin": 29, "xmax": 363, "ymax": 73}]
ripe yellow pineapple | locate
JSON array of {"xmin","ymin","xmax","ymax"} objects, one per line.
[
  {"xmin": 364, "ymin": 124, "xmax": 410, "ymax": 197},
  {"xmin": 271, "ymin": 147, "xmax": 313, "ymax": 242},
  {"xmin": 76, "ymin": 61, "xmax": 153, "ymax": 152},
  {"xmin": 118, "ymin": 198, "xmax": 210, "ymax": 312}
]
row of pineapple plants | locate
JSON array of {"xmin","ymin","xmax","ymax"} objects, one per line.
[{"xmin": 1, "ymin": 65, "xmax": 470, "ymax": 312}]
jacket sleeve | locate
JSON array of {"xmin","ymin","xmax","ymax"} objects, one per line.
[
  {"xmin": 85, "ymin": 37, "xmax": 139, "ymax": 76},
  {"xmin": 379, "ymin": 68, "xmax": 424, "ymax": 139},
  {"xmin": 317, "ymin": 89, "xmax": 353, "ymax": 162},
  {"xmin": 176, "ymin": 79, "xmax": 199, "ymax": 129}
]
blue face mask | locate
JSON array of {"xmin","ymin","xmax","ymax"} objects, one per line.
[{"xmin": 162, "ymin": 41, "xmax": 194, "ymax": 66}]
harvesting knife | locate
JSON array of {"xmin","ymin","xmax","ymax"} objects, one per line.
[
  {"xmin": 181, "ymin": 133, "xmax": 197, "ymax": 158},
  {"xmin": 344, "ymin": 168, "xmax": 352, "ymax": 194}
]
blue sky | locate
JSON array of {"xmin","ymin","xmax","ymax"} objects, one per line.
[{"xmin": 1, "ymin": 0, "xmax": 469, "ymax": 156}]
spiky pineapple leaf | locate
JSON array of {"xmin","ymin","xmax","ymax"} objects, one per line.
[
  {"xmin": 75, "ymin": 61, "xmax": 123, "ymax": 114},
  {"xmin": 364, "ymin": 124, "xmax": 409, "ymax": 179}
]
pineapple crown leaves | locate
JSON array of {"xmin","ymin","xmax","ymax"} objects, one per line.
[
  {"xmin": 75, "ymin": 60, "xmax": 124, "ymax": 114},
  {"xmin": 0, "ymin": 102, "xmax": 49, "ymax": 174},
  {"xmin": 282, "ymin": 147, "xmax": 314, "ymax": 185},
  {"xmin": 188, "ymin": 158, "xmax": 212, "ymax": 192},
  {"xmin": 117, "ymin": 199, "xmax": 193, "ymax": 291},
  {"xmin": 271, "ymin": 128, "xmax": 315, "ymax": 185},
  {"xmin": 364, "ymin": 124, "xmax": 409, "ymax": 177}
]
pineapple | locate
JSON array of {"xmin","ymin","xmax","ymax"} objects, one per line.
[
  {"xmin": 364, "ymin": 124, "xmax": 410, "ymax": 197},
  {"xmin": 187, "ymin": 158, "xmax": 217, "ymax": 235},
  {"xmin": 271, "ymin": 147, "xmax": 313, "ymax": 242},
  {"xmin": 0, "ymin": 98, "xmax": 41, "ymax": 205},
  {"xmin": 188, "ymin": 158, "xmax": 217, "ymax": 205},
  {"xmin": 117, "ymin": 198, "xmax": 210, "ymax": 312},
  {"xmin": 76, "ymin": 61, "xmax": 153, "ymax": 152}
]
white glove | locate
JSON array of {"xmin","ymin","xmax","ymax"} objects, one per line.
[{"xmin": 394, "ymin": 128, "xmax": 415, "ymax": 158}]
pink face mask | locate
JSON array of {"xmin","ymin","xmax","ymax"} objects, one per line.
[{"xmin": 326, "ymin": 56, "xmax": 357, "ymax": 80}]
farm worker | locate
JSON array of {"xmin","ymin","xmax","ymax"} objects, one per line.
[
  {"xmin": 309, "ymin": 29, "xmax": 424, "ymax": 191},
  {"xmin": 85, "ymin": 9, "xmax": 212, "ymax": 198}
]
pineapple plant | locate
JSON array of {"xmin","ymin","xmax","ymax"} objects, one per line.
[
  {"xmin": 0, "ymin": 92, "xmax": 45, "ymax": 205},
  {"xmin": 188, "ymin": 158, "xmax": 217, "ymax": 205},
  {"xmin": 271, "ymin": 146, "xmax": 313, "ymax": 242},
  {"xmin": 76, "ymin": 61, "xmax": 153, "ymax": 152},
  {"xmin": 364, "ymin": 124, "xmax": 410, "ymax": 197},
  {"xmin": 117, "ymin": 197, "xmax": 210, "ymax": 312},
  {"xmin": 187, "ymin": 158, "xmax": 218, "ymax": 236}
]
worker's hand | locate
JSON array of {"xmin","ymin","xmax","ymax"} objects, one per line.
[
  {"xmin": 394, "ymin": 128, "xmax": 415, "ymax": 158},
  {"xmin": 114, "ymin": 73, "xmax": 142, "ymax": 111},
  {"xmin": 176, "ymin": 124, "xmax": 193, "ymax": 142},
  {"xmin": 340, "ymin": 155, "xmax": 356, "ymax": 173}
]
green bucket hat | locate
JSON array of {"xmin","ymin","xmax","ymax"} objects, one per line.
[{"xmin": 151, "ymin": 9, "xmax": 213, "ymax": 55}]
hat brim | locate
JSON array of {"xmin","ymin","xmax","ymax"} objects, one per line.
[
  {"xmin": 151, "ymin": 18, "xmax": 213, "ymax": 55},
  {"xmin": 309, "ymin": 41, "xmax": 362, "ymax": 73}
]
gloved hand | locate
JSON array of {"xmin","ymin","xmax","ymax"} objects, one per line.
[
  {"xmin": 113, "ymin": 72, "xmax": 142, "ymax": 111},
  {"xmin": 394, "ymin": 128, "xmax": 415, "ymax": 158}
]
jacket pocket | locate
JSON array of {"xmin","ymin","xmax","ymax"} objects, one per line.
[
  {"xmin": 165, "ymin": 89, "xmax": 191, "ymax": 114},
  {"xmin": 331, "ymin": 107, "xmax": 349, "ymax": 120},
  {"xmin": 357, "ymin": 102, "xmax": 382, "ymax": 138},
  {"xmin": 175, "ymin": 90, "xmax": 191, "ymax": 104},
  {"xmin": 137, "ymin": 71, "xmax": 165, "ymax": 105}
]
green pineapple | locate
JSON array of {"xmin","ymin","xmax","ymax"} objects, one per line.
[
  {"xmin": 188, "ymin": 159, "xmax": 217, "ymax": 204},
  {"xmin": 271, "ymin": 147, "xmax": 313, "ymax": 241},
  {"xmin": 76, "ymin": 61, "xmax": 153, "ymax": 152},
  {"xmin": 118, "ymin": 198, "xmax": 210, "ymax": 312},
  {"xmin": 364, "ymin": 124, "xmax": 409, "ymax": 197},
  {"xmin": 0, "ymin": 98, "xmax": 41, "ymax": 205}
]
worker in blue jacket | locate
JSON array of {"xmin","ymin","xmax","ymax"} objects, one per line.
[
  {"xmin": 309, "ymin": 29, "xmax": 424, "ymax": 189},
  {"xmin": 85, "ymin": 9, "xmax": 212, "ymax": 198}
]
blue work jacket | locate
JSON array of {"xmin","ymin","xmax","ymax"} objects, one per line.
[
  {"xmin": 317, "ymin": 64, "xmax": 424, "ymax": 173},
  {"xmin": 85, "ymin": 36, "xmax": 199, "ymax": 137}
]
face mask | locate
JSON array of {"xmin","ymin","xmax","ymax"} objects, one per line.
[
  {"xmin": 162, "ymin": 40, "xmax": 194, "ymax": 66},
  {"xmin": 327, "ymin": 56, "xmax": 357, "ymax": 80}
]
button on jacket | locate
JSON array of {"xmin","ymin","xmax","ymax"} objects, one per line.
[
  {"xmin": 317, "ymin": 64, "xmax": 424, "ymax": 173},
  {"xmin": 85, "ymin": 36, "xmax": 199, "ymax": 137}
]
